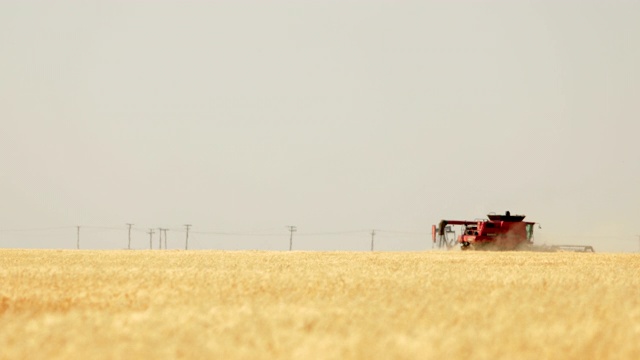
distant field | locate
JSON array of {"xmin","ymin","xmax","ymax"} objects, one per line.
[{"xmin": 0, "ymin": 250, "xmax": 638, "ymax": 359}]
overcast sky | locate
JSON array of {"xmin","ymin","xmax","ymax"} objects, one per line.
[{"xmin": 1, "ymin": 0, "xmax": 638, "ymax": 252}]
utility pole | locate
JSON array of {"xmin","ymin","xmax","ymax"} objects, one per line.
[
  {"xmin": 184, "ymin": 224, "xmax": 192, "ymax": 250},
  {"xmin": 76, "ymin": 226, "xmax": 80, "ymax": 249},
  {"xmin": 147, "ymin": 229, "xmax": 155, "ymax": 250},
  {"xmin": 158, "ymin": 228, "xmax": 168, "ymax": 249},
  {"xmin": 126, "ymin": 223, "xmax": 134, "ymax": 250},
  {"xmin": 158, "ymin": 228, "xmax": 163, "ymax": 249},
  {"xmin": 163, "ymin": 229, "xmax": 169, "ymax": 249},
  {"xmin": 287, "ymin": 226, "xmax": 297, "ymax": 251},
  {"xmin": 371, "ymin": 230, "xmax": 376, "ymax": 251}
]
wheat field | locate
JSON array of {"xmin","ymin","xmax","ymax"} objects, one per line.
[{"xmin": 0, "ymin": 250, "xmax": 638, "ymax": 359}]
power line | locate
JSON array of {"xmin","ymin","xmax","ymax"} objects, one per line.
[
  {"xmin": 82, "ymin": 226, "xmax": 124, "ymax": 230},
  {"xmin": 297, "ymin": 230, "xmax": 369, "ymax": 236},
  {"xmin": 191, "ymin": 231, "xmax": 282, "ymax": 236},
  {"xmin": 0, "ymin": 226, "xmax": 74, "ymax": 232},
  {"xmin": 377, "ymin": 229, "xmax": 428, "ymax": 235}
]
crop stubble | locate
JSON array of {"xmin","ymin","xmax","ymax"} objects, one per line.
[{"xmin": 0, "ymin": 250, "xmax": 639, "ymax": 359}]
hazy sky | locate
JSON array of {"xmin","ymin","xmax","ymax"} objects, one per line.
[{"xmin": 1, "ymin": 1, "xmax": 639, "ymax": 252}]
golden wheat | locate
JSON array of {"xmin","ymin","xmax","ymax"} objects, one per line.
[{"xmin": 0, "ymin": 250, "xmax": 638, "ymax": 359}]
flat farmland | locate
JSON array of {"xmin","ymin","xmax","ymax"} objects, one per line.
[{"xmin": 1, "ymin": 250, "xmax": 639, "ymax": 359}]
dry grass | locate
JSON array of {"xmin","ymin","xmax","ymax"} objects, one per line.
[{"xmin": 0, "ymin": 250, "xmax": 639, "ymax": 359}]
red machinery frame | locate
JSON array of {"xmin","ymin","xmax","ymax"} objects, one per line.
[{"xmin": 433, "ymin": 211, "xmax": 536, "ymax": 250}]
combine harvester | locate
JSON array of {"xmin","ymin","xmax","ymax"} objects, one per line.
[{"xmin": 432, "ymin": 211, "xmax": 595, "ymax": 252}]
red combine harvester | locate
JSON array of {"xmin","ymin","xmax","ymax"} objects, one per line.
[{"xmin": 432, "ymin": 211, "xmax": 595, "ymax": 252}]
